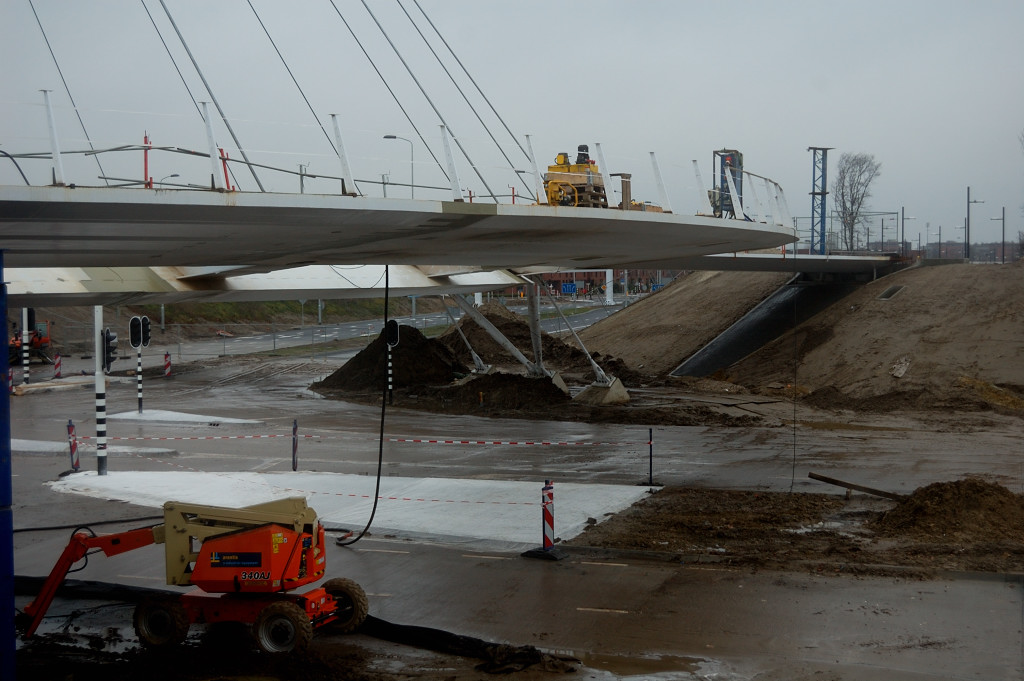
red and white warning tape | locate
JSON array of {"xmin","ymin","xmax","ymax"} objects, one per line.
[
  {"xmin": 384, "ymin": 437, "xmax": 650, "ymax": 447},
  {"xmin": 78, "ymin": 433, "xmax": 300, "ymax": 441},
  {"xmin": 77, "ymin": 433, "xmax": 649, "ymax": 447},
  {"xmin": 73, "ymin": 446, "xmax": 538, "ymax": 506}
]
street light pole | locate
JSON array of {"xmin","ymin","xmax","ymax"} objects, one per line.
[
  {"xmin": 384, "ymin": 135, "xmax": 413, "ymax": 198},
  {"xmin": 967, "ymin": 186, "xmax": 984, "ymax": 261},
  {"xmin": 900, "ymin": 207, "xmax": 905, "ymax": 256},
  {"xmin": 992, "ymin": 207, "xmax": 1006, "ymax": 264}
]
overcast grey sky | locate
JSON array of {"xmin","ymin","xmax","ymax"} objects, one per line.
[{"xmin": 2, "ymin": 0, "xmax": 1022, "ymax": 247}]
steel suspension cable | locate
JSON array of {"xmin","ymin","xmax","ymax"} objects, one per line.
[
  {"xmin": 397, "ymin": 0, "xmax": 534, "ymax": 201},
  {"xmin": 158, "ymin": 0, "xmax": 265, "ymax": 192},
  {"xmin": 139, "ymin": 0, "xmax": 203, "ymax": 120},
  {"xmin": 27, "ymin": 0, "xmax": 108, "ymax": 185},
  {"xmin": 411, "ymin": 0, "xmax": 533, "ymax": 167},
  {"xmin": 327, "ymin": 0, "xmax": 448, "ymax": 184},
  {"xmin": 360, "ymin": 0, "xmax": 498, "ymax": 203},
  {"xmin": 140, "ymin": 0, "xmax": 246, "ymax": 191},
  {"xmin": 247, "ymin": 1, "xmax": 339, "ymax": 159}
]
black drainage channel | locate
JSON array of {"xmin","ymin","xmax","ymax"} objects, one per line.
[{"xmin": 671, "ymin": 277, "xmax": 860, "ymax": 378}]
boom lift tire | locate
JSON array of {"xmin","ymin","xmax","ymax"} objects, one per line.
[
  {"xmin": 134, "ymin": 596, "xmax": 190, "ymax": 648},
  {"xmin": 323, "ymin": 577, "xmax": 369, "ymax": 633},
  {"xmin": 253, "ymin": 601, "xmax": 313, "ymax": 654}
]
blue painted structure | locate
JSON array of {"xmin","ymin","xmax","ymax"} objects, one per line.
[{"xmin": 809, "ymin": 147, "xmax": 832, "ymax": 255}]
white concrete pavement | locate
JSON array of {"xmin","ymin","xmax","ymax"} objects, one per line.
[{"xmin": 47, "ymin": 468, "xmax": 649, "ymax": 547}]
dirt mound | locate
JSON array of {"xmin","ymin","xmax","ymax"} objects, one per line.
[
  {"xmin": 568, "ymin": 483, "xmax": 1024, "ymax": 573},
  {"xmin": 438, "ymin": 303, "xmax": 642, "ymax": 385},
  {"xmin": 313, "ymin": 325, "xmax": 467, "ymax": 391},
  {"xmin": 871, "ymin": 478, "xmax": 1024, "ymax": 542},
  {"xmin": 799, "ymin": 381, "xmax": 1019, "ymax": 414},
  {"xmin": 578, "ymin": 270, "xmax": 793, "ymax": 376},
  {"xmin": 574, "ymin": 263, "xmax": 1024, "ymax": 414},
  {"xmin": 570, "ymin": 487, "xmax": 846, "ymax": 553},
  {"xmin": 418, "ymin": 372, "xmax": 571, "ymax": 413},
  {"xmin": 439, "ymin": 303, "xmax": 591, "ymax": 370},
  {"xmin": 727, "ymin": 263, "xmax": 1024, "ymax": 407}
]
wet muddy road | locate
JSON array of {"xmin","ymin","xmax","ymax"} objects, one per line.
[{"xmin": 12, "ymin": 356, "xmax": 1024, "ymax": 679}]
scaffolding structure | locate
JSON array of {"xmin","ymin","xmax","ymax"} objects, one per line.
[{"xmin": 808, "ymin": 147, "xmax": 832, "ymax": 255}]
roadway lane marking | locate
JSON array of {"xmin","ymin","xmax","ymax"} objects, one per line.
[
  {"xmin": 252, "ymin": 459, "xmax": 283, "ymax": 471},
  {"xmin": 576, "ymin": 607, "xmax": 630, "ymax": 614},
  {"xmin": 355, "ymin": 548, "xmax": 410, "ymax": 554},
  {"xmin": 580, "ymin": 561, "xmax": 628, "ymax": 567},
  {"xmin": 461, "ymin": 554, "xmax": 511, "ymax": 560},
  {"xmin": 366, "ymin": 592, "xmax": 392, "ymax": 597}
]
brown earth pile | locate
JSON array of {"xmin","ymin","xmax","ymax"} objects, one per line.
[
  {"xmin": 313, "ymin": 325, "xmax": 467, "ymax": 391},
  {"xmin": 415, "ymin": 372, "xmax": 571, "ymax": 415},
  {"xmin": 569, "ymin": 487, "xmax": 846, "ymax": 554},
  {"xmin": 578, "ymin": 269, "xmax": 792, "ymax": 377},
  {"xmin": 311, "ymin": 320, "xmax": 576, "ymax": 417},
  {"xmin": 579, "ymin": 262, "xmax": 1024, "ymax": 414},
  {"xmin": 726, "ymin": 263, "xmax": 1024, "ymax": 408},
  {"xmin": 571, "ymin": 479, "xmax": 1024, "ymax": 573},
  {"xmin": 870, "ymin": 477, "xmax": 1024, "ymax": 542},
  {"xmin": 438, "ymin": 301, "xmax": 596, "ymax": 375},
  {"xmin": 310, "ymin": 307, "xmax": 762, "ymax": 426}
]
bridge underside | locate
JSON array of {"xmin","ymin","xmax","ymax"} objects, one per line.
[
  {"xmin": 1, "ymin": 185, "xmax": 796, "ymax": 271},
  {"xmin": 5, "ymin": 265, "xmax": 524, "ymax": 308}
]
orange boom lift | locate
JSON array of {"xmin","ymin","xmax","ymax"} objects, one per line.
[{"xmin": 19, "ymin": 498, "xmax": 368, "ymax": 654}]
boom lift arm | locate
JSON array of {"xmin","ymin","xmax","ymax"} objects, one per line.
[{"xmin": 20, "ymin": 525, "xmax": 160, "ymax": 637}]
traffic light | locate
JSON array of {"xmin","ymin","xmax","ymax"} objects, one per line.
[
  {"xmin": 129, "ymin": 316, "xmax": 142, "ymax": 349},
  {"xmin": 141, "ymin": 316, "xmax": 151, "ymax": 347},
  {"xmin": 385, "ymin": 319, "xmax": 399, "ymax": 347},
  {"xmin": 102, "ymin": 328, "xmax": 118, "ymax": 372}
]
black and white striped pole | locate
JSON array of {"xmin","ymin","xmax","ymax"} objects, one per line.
[
  {"xmin": 94, "ymin": 306, "xmax": 108, "ymax": 475},
  {"xmin": 385, "ymin": 319, "xmax": 399, "ymax": 405},
  {"xmin": 20, "ymin": 308, "xmax": 29, "ymax": 385}
]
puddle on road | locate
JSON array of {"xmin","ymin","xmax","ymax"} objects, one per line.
[{"xmin": 577, "ymin": 651, "xmax": 704, "ymax": 676}]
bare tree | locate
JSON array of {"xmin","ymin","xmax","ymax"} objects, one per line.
[{"xmin": 831, "ymin": 152, "xmax": 882, "ymax": 250}]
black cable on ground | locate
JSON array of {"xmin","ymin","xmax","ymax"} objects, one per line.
[{"xmin": 336, "ymin": 265, "xmax": 389, "ymax": 546}]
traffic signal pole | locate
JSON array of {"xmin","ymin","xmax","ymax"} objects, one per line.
[
  {"xmin": 129, "ymin": 315, "xmax": 151, "ymax": 414},
  {"xmin": 136, "ymin": 347, "xmax": 143, "ymax": 414},
  {"xmin": 93, "ymin": 306, "xmax": 107, "ymax": 475}
]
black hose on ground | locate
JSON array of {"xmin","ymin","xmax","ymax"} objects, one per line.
[{"xmin": 336, "ymin": 265, "xmax": 390, "ymax": 547}]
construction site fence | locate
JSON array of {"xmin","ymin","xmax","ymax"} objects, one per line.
[{"xmin": 49, "ymin": 319, "xmax": 441, "ymax": 359}]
